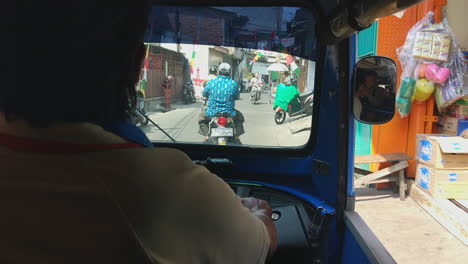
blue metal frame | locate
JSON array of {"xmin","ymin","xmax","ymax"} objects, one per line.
[
  {"xmin": 148, "ymin": 3, "xmax": 379, "ymax": 263},
  {"xmin": 341, "ymin": 226, "xmax": 371, "ymax": 264},
  {"xmin": 348, "ymin": 34, "xmax": 358, "ymax": 197},
  {"xmin": 226, "ymin": 179, "xmax": 336, "ymax": 214},
  {"xmin": 169, "ymin": 41, "xmax": 345, "ymax": 262}
]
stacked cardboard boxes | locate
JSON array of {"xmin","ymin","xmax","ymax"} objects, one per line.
[
  {"xmin": 439, "ymin": 96, "xmax": 468, "ymax": 136},
  {"xmin": 415, "ymin": 134, "xmax": 468, "ymax": 199},
  {"xmin": 439, "ymin": 116, "xmax": 468, "ymax": 136}
]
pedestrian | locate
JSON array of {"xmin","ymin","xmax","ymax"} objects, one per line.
[{"xmin": 162, "ymin": 75, "xmax": 174, "ymax": 109}]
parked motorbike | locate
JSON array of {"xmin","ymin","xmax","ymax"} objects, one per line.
[
  {"xmin": 241, "ymin": 80, "xmax": 249, "ymax": 93},
  {"xmin": 274, "ymin": 90, "xmax": 314, "ymax": 125},
  {"xmin": 207, "ymin": 113, "xmax": 240, "ymax": 145},
  {"xmin": 130, "ymin": 91, "xmax": 149, "ymax": 126},
  {"xmin": 250, "ymin": 86, "xmax": 261, "ymax": 104},
  {"xmin": 183, "ymin": 81, "xmax": 196, "ymax": 104}
]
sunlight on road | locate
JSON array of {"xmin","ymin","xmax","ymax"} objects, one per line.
[{"xmin": 140, "ymin": 93, "xmax": 312, "ymax": 147}]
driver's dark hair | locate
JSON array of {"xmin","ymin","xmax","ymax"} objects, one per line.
[
  {"xmin": 3, "ymin": 0, "xmax": 150, "ymax": 127},
  {"xmin": 357, "ymin": 69, "xmax": 378, "ymax": 85}
]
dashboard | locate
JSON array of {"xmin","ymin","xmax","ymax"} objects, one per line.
[{"xmin": 229, "ymin": 183, "xmax": 327, "ymax": 264}]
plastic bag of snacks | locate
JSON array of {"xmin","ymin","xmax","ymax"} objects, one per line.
[{"xmin": 396, "ymin": 12, "xmax": 465, "ymax": 118}]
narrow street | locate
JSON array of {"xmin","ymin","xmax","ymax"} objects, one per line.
[{"xmin": 140, "ymin": 92, "xmax": 311, "ymax": 147}]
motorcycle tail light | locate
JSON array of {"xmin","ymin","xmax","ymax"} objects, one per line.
[{"xmin": 217, "ymin": 117, "xmax": 228, "ymax": 127}]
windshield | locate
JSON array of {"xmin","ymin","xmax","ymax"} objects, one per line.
[{"xmin": 136, "ymin": 5, "xmax": 318, "ymax": 147}]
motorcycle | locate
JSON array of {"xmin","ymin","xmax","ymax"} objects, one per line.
[
  {"xmin": 130, "ymin": 91, "xmax": 149, "ymax": 126},
  {"xmin": 241, "ymin": 80, "xmax": 249, "ymax": 93},
  {"xmin": 274, "ymin": 90, "xmax": 314, "ymax": 125},
  {"xmin": 183, "ymin": 81, "xmax": 196, "ymax": 104},
  {"xmin": 250, "ymin": 86, "xmax": 262, "ymax": 104},
  {"xmin": 207, "ymin": 113, "xmax": 240, "ymax": 145}
]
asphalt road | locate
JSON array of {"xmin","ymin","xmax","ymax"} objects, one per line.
[{"xmin": 140, "ymin": 92, "xmax": 311, "ymax": 147}]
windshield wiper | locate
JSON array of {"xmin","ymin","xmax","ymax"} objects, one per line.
[{"xmin": 136, "ymin": 108, "xmax": 176, "ymax": 142}]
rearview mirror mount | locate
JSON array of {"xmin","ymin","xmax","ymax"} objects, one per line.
[{"xmin": 318, "ymin": 0, "xmax": 426, "ymax": 43}]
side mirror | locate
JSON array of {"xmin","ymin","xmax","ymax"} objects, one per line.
[{"xmin": 353, "ymin": 56, "xmax": 397, "ymax": 124}]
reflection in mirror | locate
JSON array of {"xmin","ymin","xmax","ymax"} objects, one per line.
[
  {"xmin": 353, "ymin": 56, "xmax": 397, "ymax": 124},
  {"xmin": 138, "ymin": 6, "xmax": 317, "ymax": 147}
]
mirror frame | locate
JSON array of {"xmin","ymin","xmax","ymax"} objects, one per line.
[{"xmin": 352, "ymin": 55, "xmax": 397, "ymax": 125}]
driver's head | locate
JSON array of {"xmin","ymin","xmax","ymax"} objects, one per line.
[
  {"xmin": 363, "ymin": 71, "xmax": 378, "ymax": 88},
  {"xmin": 4, "ymin": 0, "xmax": 150, "ymax": 127}
]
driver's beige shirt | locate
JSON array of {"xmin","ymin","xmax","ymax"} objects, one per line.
[{"xmin": 0, "ymin": 126, "xmax": 269, "ymax": 264}]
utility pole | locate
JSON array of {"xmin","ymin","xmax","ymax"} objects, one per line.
[
  {"xmin": 175, "ymin": 7, "xmax": 181, "ymax": 53},
  {"xmin": 274, "ymin": 7, "xmax": 282, "ymax": 35}
]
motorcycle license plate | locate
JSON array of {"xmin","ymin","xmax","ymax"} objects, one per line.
[{"xmin": 211, "ymin": 127, "xmax": 234, "ymax": 137}]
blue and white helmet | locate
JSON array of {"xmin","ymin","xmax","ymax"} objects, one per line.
[{"xmin": 218, "ymin": 63, "xmax": 231, "ymax": 76}]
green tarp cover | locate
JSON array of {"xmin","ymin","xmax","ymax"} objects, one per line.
[{"xmin": 273, "ymin": 83, "xmax": 301, "ymax": 112}]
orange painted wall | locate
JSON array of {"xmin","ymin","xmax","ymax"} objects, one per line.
[
  {"xmin": 371, "ymin": 9, "xmax": 416, "ymax": 179},
  {"xmin": 405, "ymin": 1, "xmax": 446, "ymax": 178},
  {"xmin": 373, "ymin": 0, "xmax": 446, "ymax": 182}
]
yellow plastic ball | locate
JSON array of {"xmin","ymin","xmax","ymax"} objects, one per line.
[{"xmin": 414, "ymin": 79, "xmax": 435, "ymax": 102}]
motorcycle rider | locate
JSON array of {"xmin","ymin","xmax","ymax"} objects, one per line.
[
  {"xmin": 273, "ymin": 73, "xmax": 301, "ymax": 114},
  {"xmin": 183, "ymin": 80, "xmax": 196, "ymax": 104},
  {"xmin": 282, "ymin": 71, "xmax": 292, "ymax": 86},
  {"xmin": 250, "ymin": 72, "xmax": 263, "ymax": 101},
  {"xmin": 198, "ymin": 63, "xmax": 245, "ymax": 142},
  {"xmin": 202, "ymin": 66, "xmax": 218, "ymax": 106},
  {"xmin": 203, "ymin": 65, "xmax": 218, "ymax": 87}
]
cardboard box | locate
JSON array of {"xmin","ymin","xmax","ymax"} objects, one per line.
[
  {"xmin": 415, "ymin": 163, "xmax": 468, "ymax": 199},
  {"xmin": 438, "ymin": 115, "xmax": 468, "ymax": 136},
  {"xmin": 447, "ymin": 96, "xmax": 468, "ymax": 118},
  {"xmin": 416, "ymin": 134, "xmax": 468, "ymax": 169},
  {"xmin": 451, "ymin": 104, "xmax": 468, "ymax": 118},
  {"xmin": 442, "ymin": 130, "xmax": 457, "ymax": 136},
  {"xmin": 442, "ymin": 116, "xmax": 460, "ymax": 133}
]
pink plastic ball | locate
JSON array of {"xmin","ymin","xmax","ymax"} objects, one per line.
[
  {"xmin": 433, "ymin": 67, "xmax": 450, "ymax": 84},
  {"xmin": 425, "ymin": 64, "xmax": 439, "ymax": 81}
]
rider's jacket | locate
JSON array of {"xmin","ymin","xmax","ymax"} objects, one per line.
[{"xmin": 203, "ymin": 75, "xmax": 239, "ymax": 117}]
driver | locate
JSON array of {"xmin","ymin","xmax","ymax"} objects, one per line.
[
  {"xmin": 2, "ymin": 1, "xmax": 277, "ymax": 263},
  {"xmin": 355, "ymin": 71, "xmax": 385, "ymax": 121},
  {"xmin": 198, "ymin": 63, "xmax": 245, "ymax": 142}
]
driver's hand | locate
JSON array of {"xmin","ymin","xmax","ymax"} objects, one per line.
[
  {"xmin": 241, "ymin": 197, "xmax": 272, "ymax": 216},
  {"xmin": 241, "ymin": 197, "xmax": 278, "ymax": 257}
]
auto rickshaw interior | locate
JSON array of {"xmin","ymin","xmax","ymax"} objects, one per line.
[
  {"xmin": 18, "ymin": 0, "xmax": 422, "ymax": 262},
  {"xmin": 135, "ymin": 0, "xmax": 408, "ymax": 262}
]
